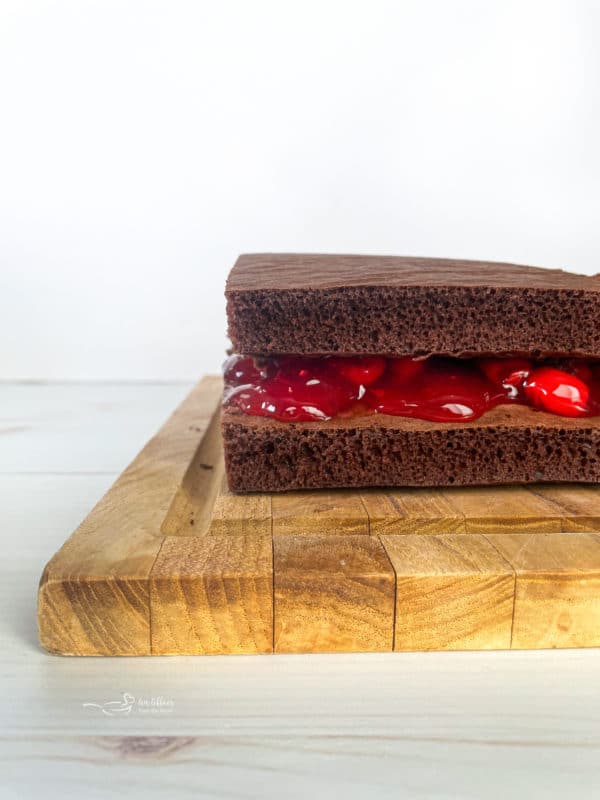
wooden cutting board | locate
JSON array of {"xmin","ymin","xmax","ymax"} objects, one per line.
[{"xmin": 38, "ymin": 376, "xmax": 600, "ymax": 656}]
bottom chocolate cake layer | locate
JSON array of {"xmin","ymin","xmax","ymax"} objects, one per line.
[{"xmin": 222, "ymin": 405, "xmax": 600, "ymax": 493}]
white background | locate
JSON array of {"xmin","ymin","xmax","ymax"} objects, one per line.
[{"xmin": 2, "ymin": 0, "xmax": 600, "ymax": 380}]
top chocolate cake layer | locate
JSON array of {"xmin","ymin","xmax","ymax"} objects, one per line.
[{"xmin": 226, "ymin": 253, "xmax": 600, "ymax": 358}]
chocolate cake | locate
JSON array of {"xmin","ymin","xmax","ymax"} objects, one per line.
[
  {"xmin": 222, "ymin": 405, "xmax": 600, "ymax": 492},
  {"xmin": 226, "ymin": 254, "xmax": 600, "ymax": 358},
  {"xmin": 222, "ymin": 254, "xmax": 600, "ymax": 493}
]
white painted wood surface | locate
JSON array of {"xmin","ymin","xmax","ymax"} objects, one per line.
[{"xmin": 2, "ymin": 382, "xmax": 600, "ymax": 799}]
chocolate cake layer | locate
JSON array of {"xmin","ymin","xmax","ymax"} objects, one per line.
[
  {"xmin": 226, "ymin": 254, "xmax": 600, "ymax": 358},
  {"xmin": 222, "ymin": 404, "xmax": 600, "ymax": 492}
]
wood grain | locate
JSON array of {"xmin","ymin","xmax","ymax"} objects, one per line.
[
  {"xmin": 160, "ymin": 409, "xmax": 223, "ymax": 536},
  {"xmin": 486, "ymin": 532, "xmax": 600, "ymax": 649},
  {"xmin": 528, "ymin": 485, "xmax": 600, "ymax": 532},
  {"xmin": 209, "ymin": 469, "xmax": 272, "ymax": 536},
  {"xmin": 381, "ymin": 534, "xmax": 514, "ymax": 651},
  {"xmin": 443, "ymin": 485, "xmax": 564, "ymax": 533},
  {"xmin": 150, "ymin": 532, "xmax": 273, "ymax": 655},
  {"xmin": 37, "ymin": 377, "xmax": 222, "ymax": 655},
  {"xmin": 273, "ymin": 534, "xmax": 395, "ymax": 653},
  {"xmin": 271, "ymin": 490, "xmax": 369, "ymax": 536},
  {"xmin": 361, "ymin": 488, "xmax": 465, "ymax": 534}
]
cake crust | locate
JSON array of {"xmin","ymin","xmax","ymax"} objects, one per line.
[{"xmin": 227, "ymin": 253, "xmax": 598, "ymax": 291}]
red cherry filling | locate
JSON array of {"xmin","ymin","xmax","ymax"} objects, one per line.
[
  {"xmin": 478, "ymin": 357, "xmax": 531, "ymax": 397},
  {"xmin": 387, "ymin": 357, "xmax": 426, "ymax": 383},
  {"xmin": 223, "ymin": 354, "xmax": 261, "ymax": 385},
  {"xmin": 225, "ymin": 356, "xmax": 355, "ymax": 421},
  {"xmin": 223, "ymin": 354, "xmax": 600, "ymax": 422},
  {"xmin": 371, "ymin": 359, "xmax": 499, "ymax": 421},
  {"xmin": 329, "ymin": 356, "xmax": 386, "ymax": 388},
  {"xmin": 524, "ymin": 367, "xmax": 590, "ymax": 417},
  {"xmin": 554, "ymin": 358, "xmax": 593, "ymax": 383}
]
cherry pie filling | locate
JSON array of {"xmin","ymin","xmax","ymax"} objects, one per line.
[{"xmin": 223, "ymin": 354, "xmax": 600, "ymax": 423}]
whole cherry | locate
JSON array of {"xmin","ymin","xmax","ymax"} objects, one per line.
[
  {"xmin": 524, "ymin": 367, "xmax": 590, "ymax": 417},
  {"xmin": 223, "ymin": 354, "xmax": 265, "ymax": 385}
]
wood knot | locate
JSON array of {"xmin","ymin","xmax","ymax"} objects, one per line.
[
  {"xmin": 93, "ymin": 736, "xmax": 196, "ymax": 761},
  {"xmin": 557, "ymin": 611, "xmax": 572, "ymax": 632}
]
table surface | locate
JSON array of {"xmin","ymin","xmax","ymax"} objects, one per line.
[{"xmin": 2, "ymin": 381, "xmax": 600, "ymax": 799}]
